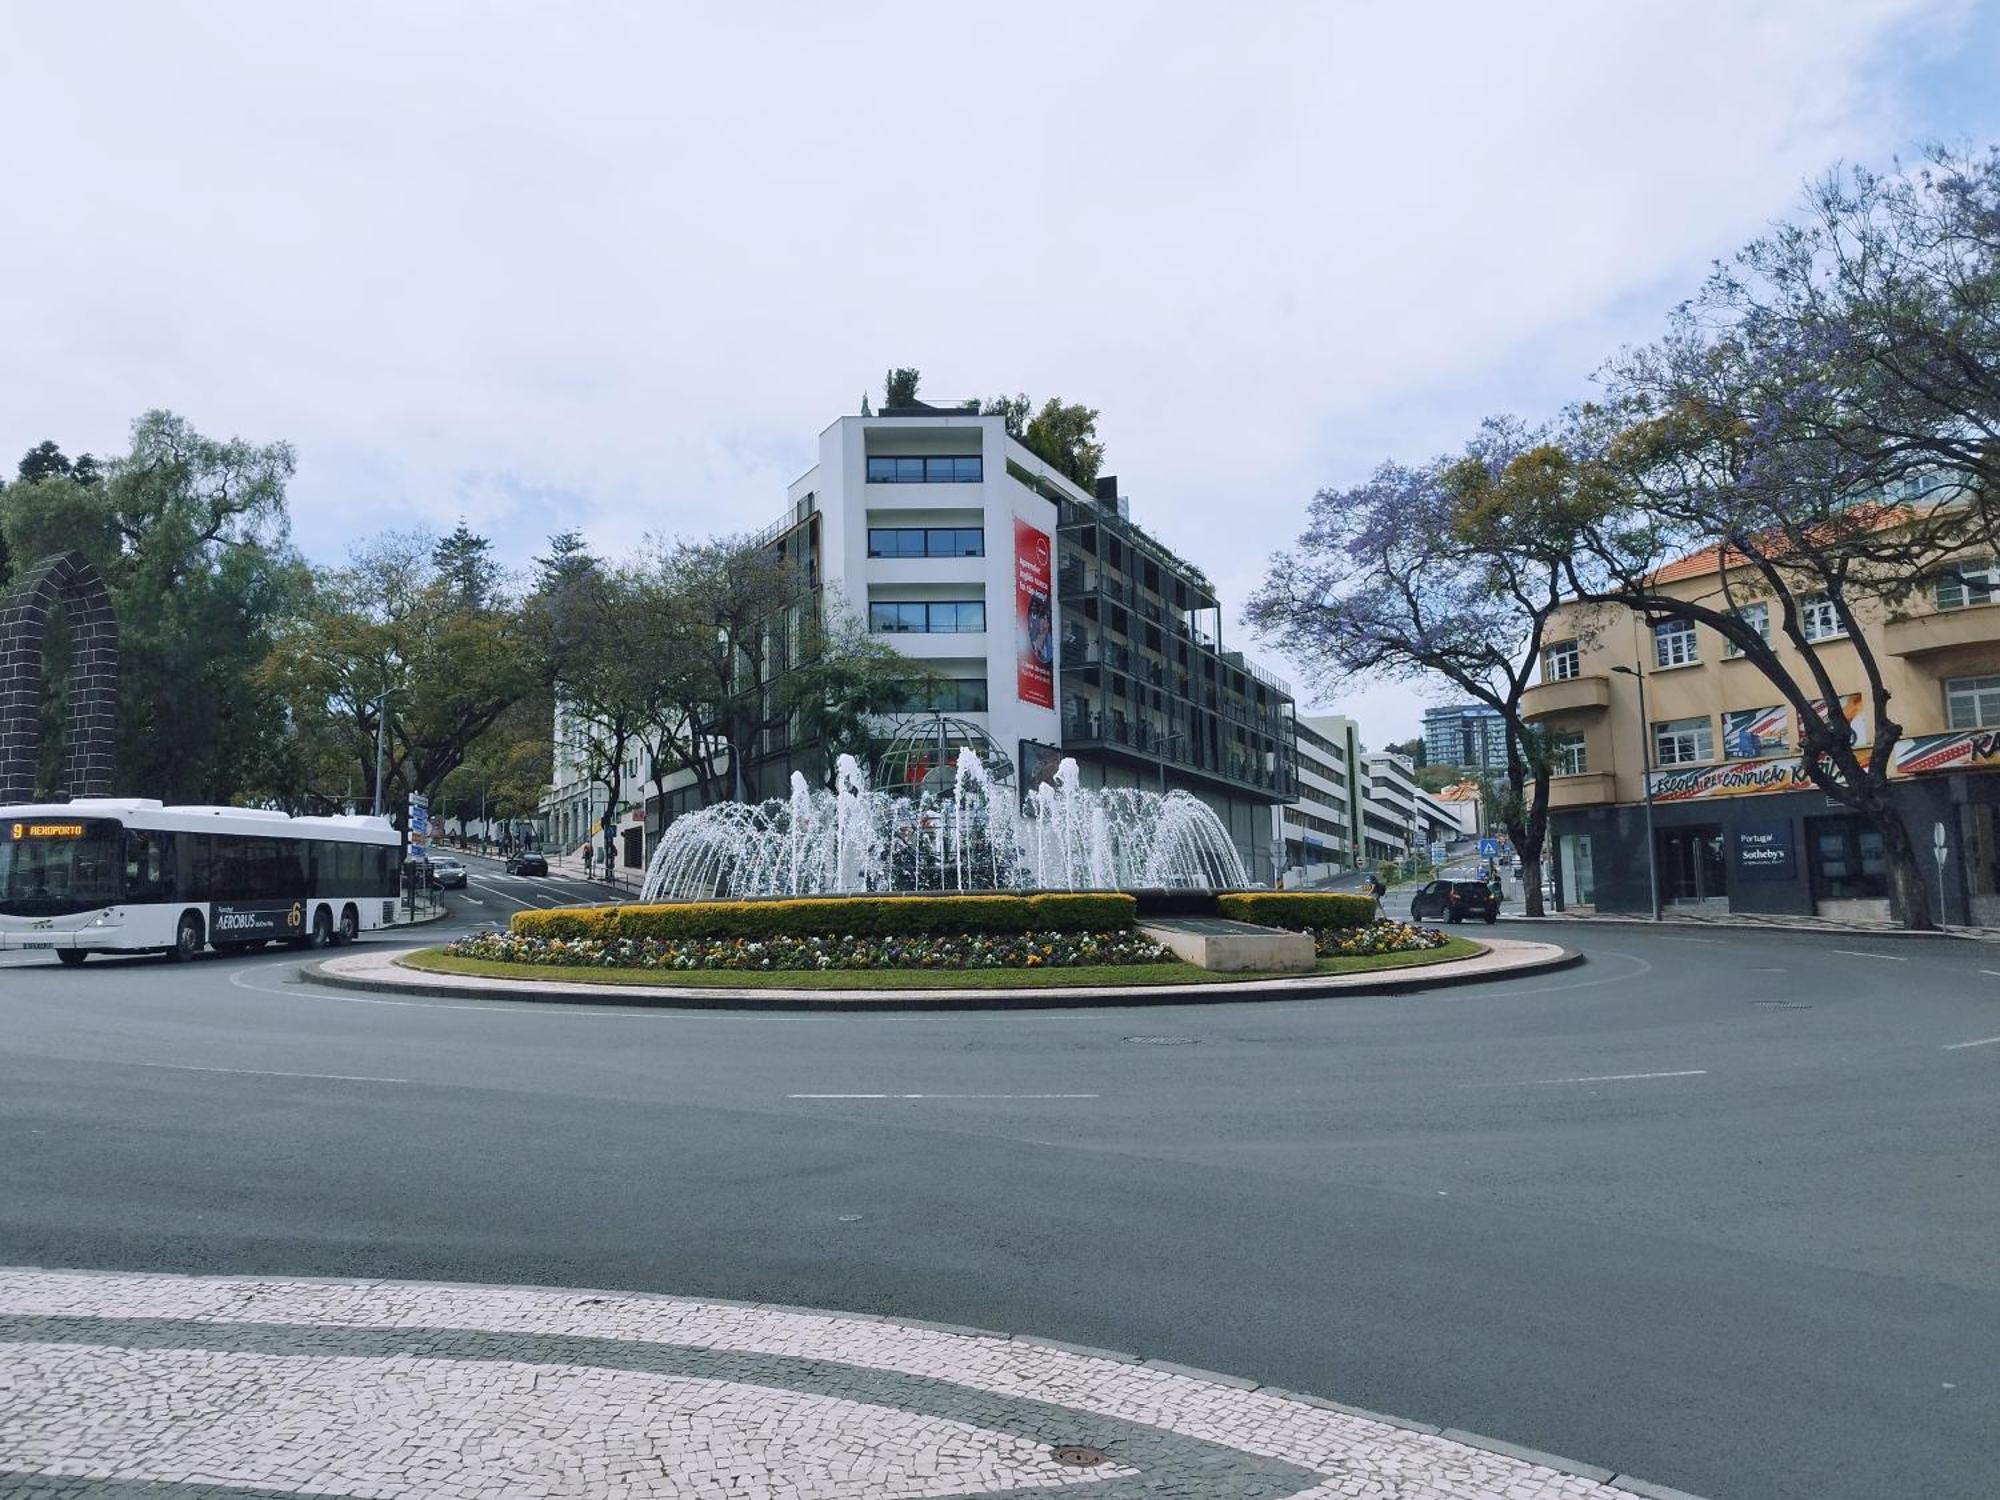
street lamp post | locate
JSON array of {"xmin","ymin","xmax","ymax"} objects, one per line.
[{"xmin": 1610, "ymin": 663, "xmax": 1660, "ymax": 920}]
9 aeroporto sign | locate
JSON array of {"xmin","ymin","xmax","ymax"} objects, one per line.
[{"xmin": 7, "ymin": 822, "xmax": 87, "ymax": 839}]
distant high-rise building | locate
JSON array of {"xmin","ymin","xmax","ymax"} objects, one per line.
[{"xmin": 1422, "ymin": 703, "xmax": 1509, "ymax": 774}]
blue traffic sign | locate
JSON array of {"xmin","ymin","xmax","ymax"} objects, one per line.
[{"xmin": 1478, "ymin": 836, "xmax": 1500, "ymax": 857}]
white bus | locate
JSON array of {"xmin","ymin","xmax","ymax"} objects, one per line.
[{"xmin": 0, "ymin": 799, "xmax": 402, "ymax": 964}]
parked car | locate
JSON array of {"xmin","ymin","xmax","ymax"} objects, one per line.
[
  {"xmin": 429, "ymin": 856, "xmax": 467, "ymax": 890},
  {"xmin": 1410, "ymin": 879, "xmax": 1500, "ymax": 924},
  {"xmin": 506, "ymin": 852, "xmax": 548, "ymax": 877}
]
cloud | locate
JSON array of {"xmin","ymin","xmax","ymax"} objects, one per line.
[{"xmin": 0, "ymin": 0, "xmax": 1982, "ymax": 742}]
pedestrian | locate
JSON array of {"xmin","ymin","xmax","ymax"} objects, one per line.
[
  {"xmin": 581, "ymin": 842, "xmax": 594, "ymax": 879},
  {"xmin": 1367, "ymin": 871, "xmax": 1386, "ymax": 918}
]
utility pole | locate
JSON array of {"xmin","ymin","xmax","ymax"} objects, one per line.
[{"xmin": 1611, "ymin": 662, "xmax": 1660, "ymax": 919}]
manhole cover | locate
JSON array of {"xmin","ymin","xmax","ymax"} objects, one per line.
[
  {"xmin": 1753, "ymin": 1001, "xmax": 1813, "ymax": 1009},
  {"xmin": 1051, "ymin": 1445, "xmax": 1110, "ymax": 1468},
  {"xmin": 1125, "ymin": 1035, "xmax": 1198, "ymax": 1046}
]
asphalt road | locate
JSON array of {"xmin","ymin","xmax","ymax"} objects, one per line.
[{"xmin": 2, "ymin": 910, "xmax": 1995, "ymax": 1500}]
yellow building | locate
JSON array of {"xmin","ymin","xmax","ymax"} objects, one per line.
[{"xmin": 1522, "ymin": 545, "xmax": 2000, "ymax": 922}]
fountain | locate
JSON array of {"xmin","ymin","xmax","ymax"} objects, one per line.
[{"xmin": 639, "ymin": 749, "xmax": 1249, "ymax": 902}]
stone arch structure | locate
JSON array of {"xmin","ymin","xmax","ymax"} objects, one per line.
[{"xmin": 0, "ymin": 551, "xmax": 120, "ymax": 802}]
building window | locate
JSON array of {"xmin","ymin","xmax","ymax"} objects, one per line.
[
  {"xmin": 1722, "ymin": 601, "xmax": 1769, "ymax": 657},
  {"xmin": 1653, "ymin": 618, "xmax": 1699, "ymax": 668},
  {"xmin": 867, "ymin": 600, "xmax": 987, "ymax": 634},
  {"xmin": 865, "ymin": 455, "xmax": 983, "ymax": 484},
  {"xmin": 886, "ymin": 677, "xmax": 989, "ymax": 713},
  {"xmin": 866, "ymin": 527, "xmax": 984, "ymax": 559},
  {"xmin": 1652, "ymin": 715, "xmax": 1713, "ymax": 766},
  {"xmin": 1543, "ymin": 641, "xmax": 1580, "ymax": 681},
  {"xmin": 1800, "ymin": 593, "xmax": 1844, "ymax": 641},
  {"xmin": 1551, "ymin": 733, "xmax": 1587, "ymax": 776},
  {"xmin": 1934, "ymin": 559, "xmax": 1997, "ymax": 611},
  {"xmin": 1947, "ymin": 674, "xmax": 2000, "ymax": 730}
]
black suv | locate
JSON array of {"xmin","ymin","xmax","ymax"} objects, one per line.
[{"xmin": 1410, "ymin": 879, "xmax": 1499, "ymax": 924}]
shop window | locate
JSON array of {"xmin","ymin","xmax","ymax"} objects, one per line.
[{"xmin": 1808, "ymin": 816, "xmax": 1888, "ymax": 901}]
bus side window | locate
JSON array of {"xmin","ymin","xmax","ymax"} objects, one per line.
[{"xmin": 124, "ymin": 830, "xmax": 171, "ymax": 902}]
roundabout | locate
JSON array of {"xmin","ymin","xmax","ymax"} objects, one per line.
[{"xmin": 307, "ymin": 936, "xmax": 1579, "ymax": 1011}]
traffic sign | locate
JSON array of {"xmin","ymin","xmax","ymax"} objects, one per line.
[
  {"xmin": 1478, "ymin": 836, "xmax": 1500, "ymax": 858},
  {"xmin": 1933, "ymin": 820, "xmax": 1949, "ymax": 865}
]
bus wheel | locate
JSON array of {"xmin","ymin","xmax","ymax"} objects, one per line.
[
  {"xmin": 168, "ymin": 912, "xmax": 204, "ymax": 962},
  {"xmin": 308, "ymin": 907, "xmax": 333, "ymax": 949},
  {"xmin": 337, "ymin": 905, "xmax": 360, "ymax": 944},
  {"xmin": 56, "ymin": 950, "xmax": 87, "ymax": 967}
]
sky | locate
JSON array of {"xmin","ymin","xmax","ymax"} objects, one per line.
[{"xmin": 4, "ymin": 0, "xmax": 1997, "ymax": 744}]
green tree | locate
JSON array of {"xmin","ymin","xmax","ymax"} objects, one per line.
[
  {"xmin": 1415, "ymin": 763, "xmax": 1463, "ymax": 792},
  {"xmin": 979, "ymin": 393, "xmax": 1032, "ymax": 437},
  {"xmin": 432, "ymin": 520, "xmax": 500, "ymax": 612},
  {"xmin": 883, "ymin": 367, "xmax": 922, "ymax": 409},
  {"xmin": 1022, "ymin": 399, "xmax": 1105, "ymax": 489},
  {"xmin": 776, "ymin": 600, "xmax": 930, "ymax": 789},
  {"xmin": 259, "ymin": 530, "xmax": 533, "ymax": 825},
  {"xmin": 0, "ymin": 411, "xmax": 305, "ymax": 802},
  {"xmin": 1384, "ymin": 736, "xmax": 1426, "ymax": 766}
]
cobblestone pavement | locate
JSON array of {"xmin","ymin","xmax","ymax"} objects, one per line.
[{"xmin": 0, "ymin": 1269, "xmax": 1673, "ymax": 1500}]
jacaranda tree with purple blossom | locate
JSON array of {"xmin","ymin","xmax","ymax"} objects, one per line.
[{"xmin": 1249, "ymin": 421, "xmax": 1569, "ymax": 916}]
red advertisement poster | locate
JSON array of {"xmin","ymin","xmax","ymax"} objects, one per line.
[{"xmin": 1014, "ymin": 518, "xmax": 1054, "ymax": 708}]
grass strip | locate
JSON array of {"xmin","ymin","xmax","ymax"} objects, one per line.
[{"xmin": 399, "ymin": 937, "xmax": 1483, "ymax": 991}]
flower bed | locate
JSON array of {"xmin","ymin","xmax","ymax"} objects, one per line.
[
  {"xmin": 512, "ymin": 892, "xmax": 1138, "ymax": 943},
  {"xmin": 445, "ymin": 927, "xmax": 1171, "ymax": 973},
  {"xmin": 1303, "ymin": 919, "xmax": 1450, "ymax": 960}
]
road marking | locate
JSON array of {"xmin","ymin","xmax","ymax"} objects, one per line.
[
  {"xmin": 467, "ymin": 879, "xmax": 539, "ymax": 910},
  {"xmin": 1829, "ymin": 949, "xmax": 1906, "ymax": 962},
  {"xmin": 1520, "ymin": 1070, "xmax": 1708, "ymax": 1086},
  {"xmin": 1978, "ymin": 970, "xmax": 2000, "ymax": 979},
  {"xmin": 787, "ymin": 1093, "xmax": 1100, "ymax": 1100},
  {"xmin": 134, "ymin": 1062, "xmax": 407, "ymax": 1084},
  {"xmin": 1942, "ymin": 1036, "xmax": 2000, "ymax": 1051},
  {"xmin": 225, "ymin": 965, "xmax": 734, "ymax": 1020},
  {"xmin": 1656, "ymin": 936, "xmax": 1721, "ymax": 944}
]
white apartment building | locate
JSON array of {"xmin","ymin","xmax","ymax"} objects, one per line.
[
  {"xmin": 546, "ymin": 399, "xmax": 1296, "ymax": 882},
  {"xmin": 1359, "ymin": 749, "xmax": 1459, "ymax": 864},
  {"xmin": 1280, "ymin": 714, "xmax": 1364, "ymax": 879}
]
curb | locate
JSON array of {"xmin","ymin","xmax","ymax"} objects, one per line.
[
  {"xmin": 1498, "ymin": 911, "xmax": 1995, "ymax": 942},
  {"xmin": 0, "ymin": 1263, "xmax": 1706, "ymax": 1500},
  {"xmin": 298, "ymin": 943, "xmax": 1585, "ymax": 1012}
]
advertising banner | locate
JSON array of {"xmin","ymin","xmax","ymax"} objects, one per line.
[
  {"xmin": 1722, "ymin": 705, "xmax": 1788, "ymax": 760},
  {"xmin": 211, "ymin": 901, "xmax": 306, "ymax": 942},
  {"xmin": 1730, "ymin": 818, "xmax": 1796, "ymax": 882},
  {"xmin": 1799, "ymin": 693, "xmax": 1868, "ymax": 749},
  {"xmin": 1893, "ymin": 730, "xmax": 2000, "ymax": 776},
  {"xmin": 1650, "ymin": 756, "xmax": 1825, "ymax": 803},
  {"xmin": 1013, "ymin": 518, "xmax": 1054, "ymax": 708}
]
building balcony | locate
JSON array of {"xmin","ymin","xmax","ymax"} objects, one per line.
[
  {"xmin": 1547, "ymin": 771, "xmax": 1617, "ymax": 807},
  {"xmin": 1883, "ymin": 607, "xmax": 2000, "ymax": 660},
  {"xmin": 1520, "ymin": 675, "xmax": 1611, "ymax": 721}
]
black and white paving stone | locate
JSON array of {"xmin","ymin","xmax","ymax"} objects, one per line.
[{"xmin": 0, "ymin": 1270, "xmax": 1635, "ymax": 1500}]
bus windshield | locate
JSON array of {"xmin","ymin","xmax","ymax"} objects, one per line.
[{"xmin": 0, "ymin": 818, "xmax": 123, "ymax": 917}]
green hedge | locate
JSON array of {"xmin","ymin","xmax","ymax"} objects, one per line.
[
  {"xmin": 1216, "ymin": 891, "xmax": 1375, "ymax": 931},
  {"xmin": 512, "ymin": 892, "xmax": 1140, "ymax": 942}
]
